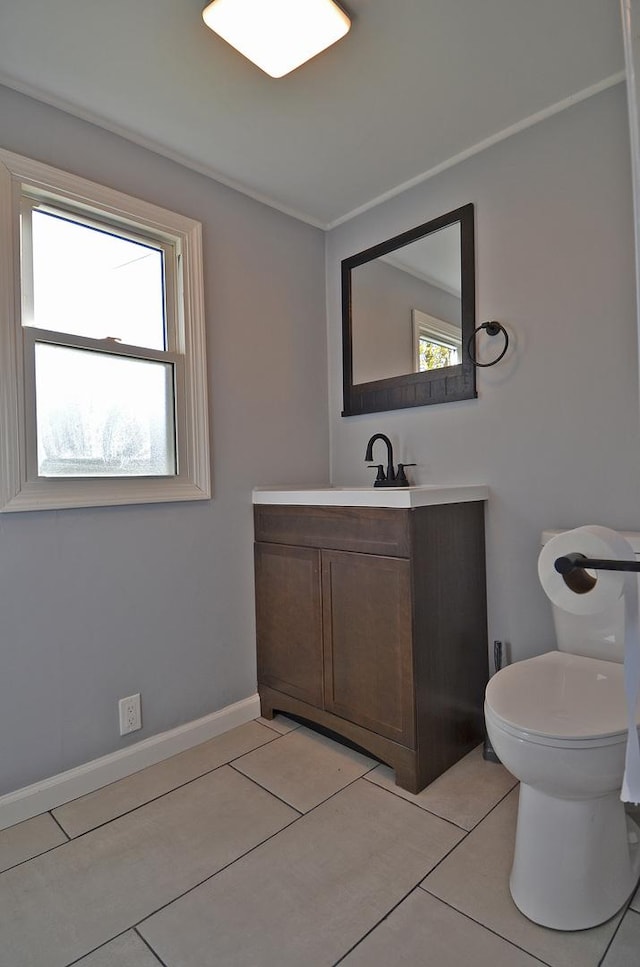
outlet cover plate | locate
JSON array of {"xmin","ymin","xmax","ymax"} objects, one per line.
[{"xmin": 118, "ymin": 693, "xmax": 142, "ymax": 735}]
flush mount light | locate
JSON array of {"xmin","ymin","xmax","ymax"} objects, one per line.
[{"xmin": 201, "ymin": 0, "xmax": 351, "ymax": 78}]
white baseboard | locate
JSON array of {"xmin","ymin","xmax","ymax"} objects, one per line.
[{"xmin": 0, "ymin": 693, "xmax": 261, "ymax": 831}]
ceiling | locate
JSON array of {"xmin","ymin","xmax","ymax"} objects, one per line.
[{"xmin": 0, "ymin": 1, "xmax": 625, "ymax": 228}]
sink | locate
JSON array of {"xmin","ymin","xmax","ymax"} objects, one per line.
[{"xmin": 252, "ymin": 485, "xmax": 488, "ymax": 509}]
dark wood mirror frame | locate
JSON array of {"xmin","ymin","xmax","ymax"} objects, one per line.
[{"xmin": 341, "ymin": 203, "xmax": 476, "ymax": 416}]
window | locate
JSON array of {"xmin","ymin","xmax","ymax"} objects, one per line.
[
  {"xmin": 412, "ymin": 309, "xmax": 461, "ymax": 372},
  {"xmin": 0, "ymin": 149, "xmax": 210, "ymax": 511}
]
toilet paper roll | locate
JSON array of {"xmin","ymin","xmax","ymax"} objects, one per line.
[
  {"xmin": 538, "ymin": 525, "xmax": 636, "ymax": 615},
  {"xmin": 538, "ymin": 525, "xmax": 640, "ymax": 804}
]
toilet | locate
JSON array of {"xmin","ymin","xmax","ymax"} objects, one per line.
[{"xmin": 484, "ymin": 529, "xmax": 640, "ymax": 931}]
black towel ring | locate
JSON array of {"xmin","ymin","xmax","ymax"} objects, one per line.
[{"xmin": 467, "ymin": 321, "xmax": 509, "ymax": 367}]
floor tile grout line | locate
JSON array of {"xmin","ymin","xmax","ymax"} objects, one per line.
[
  {"xmin": 322, "ymin": 778, "xmax": 484, "ymax": 963},
  {"xmin": 0, "ymin": 812, "xmax": 71, "ymax": 877},
  {"xmin": 271, "ymin": 761, "xmax": 480, "ymax": 835},
  {"xmin": 331, "ymin": 883, "xmax": 548, "ymax": 967},
  {"xmin": 245, "ymin": 765, "xmax": 382, "ymax": 820},
  {"xmin": 0, "ymin": 837, "xmax": 71, "ymax": 877},
  {"xmin": 0, "ymin": 735, "xmax": 287, "ymax": 872},
  {"xmin": 417, "ymin": 887, "xmax": 555, "ymax": 967},
  {"xmin": 228, "ymin": 762, "xmax": 307, "ymax": 814},
  {"xmin": 331, "ymin": 884, "xmax": 441, "ymax": 965},
  {"xmin": 360, "ymin": 757, "xmax": 518, "ymax": 833},
  {"xmin": 0, "ymin": 732, "xmax": 371, "ymax": 880},
  {"xmin": 1, "ymin": 741, "xmax": 511, "ymax": 878},
  {"xmin": 25, "ymin": 726, "xmax": 496, "ymax": 845},
  {"xmin": 48, "ymin": 730, "xmax": 287, "ymax": 840},
  {"xmin": 598, "ymin": 927, "xmax": 618, "ymax": 966},
  {"xmin": 52, "ymin": 799, "xmax": 304, "ymax": 967},
  {"xmin": 418, "ymin": 824, "xmax": 640, "ymax": 967},
  {"xmin": 228, "ymin": 743, "xmax": 383, "ymax": 820},
  {"xmin": 597, "ymin": 893, "xmax": 640, "ymax": 966},
  {"xmin": 134, "ymin": 926, "xmax": 170, "ymax": 967},
  {"xmin": 256, "ymin": 716, "xmax": 302, "ymax": 735},
  {"xmin": 411, "ymin": 784, "xmax": 518, "ymax": 889},
  {"xmin": 62, "ymin": 925, "xmax": 170, "ymax": 967},
  {"xmin": 132, "ymin": 810, "xmax": 305, "ymax": 937},
  {"xmin": 229, "ymin": 733, "xmax": 390, "ymax": 818},
  {"xmin": 63, "ymin": 926, "xmax": 134, "ymax": 967},
  {"xmin": 363, "ymin": 757, "xmax": 516, "ymax": 834},
  {"xmin": 256, "ymin": 717, "xmax": 382, "ymax": 779},
  {"xmin": 462, "ymin": 779, "xmax": 519, "ymax": 834},
  {"xmin": 50, "ymin": 760, "xmax": 262, "ymax": 840},
  {"xmin": 359, "ymin": 776, "xmax": 473, "ymax": 833},
  {"xmin": 128, "ymin": 767, "xmax": 419, "ymax": 943},
  {"xmin": 228, "ymin": 741, "xmax": 381, "ymax": 815},
  {"xmin": 127, "ymin": 755, "xmax": 492, "ymax": 943},
  {"xmin": 48, "ymin": 809, "xmax": 71, "ymax": 841},
  {"xmin": 128, "ymin": 773, "xmax": 468, "ymax": 967},
  {"xmin": 414, "ymin": 780, "xmax": 632, "ymax": 963},
  {"xmin": 48, "ymin": 718, "xmax": 283, "ymax": 826}
]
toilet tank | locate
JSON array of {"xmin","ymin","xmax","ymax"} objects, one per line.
[{"xmin": 541, "ymin": 529, "xmax": 640, "ymax": 664}]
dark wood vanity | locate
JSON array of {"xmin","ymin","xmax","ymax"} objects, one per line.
[{"xmin": 254, "ymin": 491, "xmax": 488, "ymax": 793}]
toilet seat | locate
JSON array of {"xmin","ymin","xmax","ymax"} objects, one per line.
[
  {"xmin": 484, "ymin": 703, "xmax": 627, "ymax": 749},
  {"xmin": 485, "ymin": 651, "xmax": 638, "ymax": 749}
]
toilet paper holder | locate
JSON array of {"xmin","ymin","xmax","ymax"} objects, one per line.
[{"xmin": 555, "ymin": 554, "xmax": 640, "ymax": 575}]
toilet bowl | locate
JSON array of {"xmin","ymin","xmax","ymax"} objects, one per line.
[
  {"xmin": 484, "ymin": 529, "xmax": 640, "ymax": 931},
  {"xmin": 485, "ymin": 652, "xmax": 640, "ymax": 929}
]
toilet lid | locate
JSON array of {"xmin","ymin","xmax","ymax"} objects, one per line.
[{"xmin": 485, "ymin": 651, "xmax": 639, "ymax": 740}]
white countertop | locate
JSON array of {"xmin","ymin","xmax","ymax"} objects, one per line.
[{"xmin": 252, "ymin": 485, "xmax": 489, "ymax": 509}]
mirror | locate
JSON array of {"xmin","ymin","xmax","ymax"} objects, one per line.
[{"xmin": 342, "ymin": 203, "xmax": 476, "ymax": 415}]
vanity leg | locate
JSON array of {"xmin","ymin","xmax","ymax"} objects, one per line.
[
  {"xmin": 393, "ymin": 753, "xmax": 432, "ymax": 795},
  {"xmin": 258, "ymin": 689, "xmax": 275, "ymax": 720},
  {"xmin": 395, "ymin": 766, "xmax": 421, "ymax": 795}
]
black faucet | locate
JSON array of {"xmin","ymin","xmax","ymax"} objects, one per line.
[{"xmin": 364, "ymin": 433, "xmax": 415, "ymax": 488}]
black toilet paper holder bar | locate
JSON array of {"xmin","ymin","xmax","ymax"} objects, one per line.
[{"xmin": 554, "ymin": 554, "xmax": 640, "ymax": 575}]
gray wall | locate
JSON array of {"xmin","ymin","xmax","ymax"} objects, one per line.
[
  {"xmin": 327, "ymin": 83, "xmax": 640, "ymax": 666},
  {"xmin": 0, "ymin": 85, "xmax": 329, "ymax": 796}
]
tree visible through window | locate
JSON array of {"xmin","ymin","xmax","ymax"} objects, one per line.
[
  {"xmin": 412, "ymin": 309, "xmax": 461, "ymax": 373},
  {"xmin": 418, "ymin": 336, "xmax": 458, "ymax": 371}
]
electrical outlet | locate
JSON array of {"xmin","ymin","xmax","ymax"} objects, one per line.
[{"xmin": 118, "ymin": 693, "xmax": 142, "ymax": 735}]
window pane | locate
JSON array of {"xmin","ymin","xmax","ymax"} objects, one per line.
[
  {"xmin": 35, "ymin": 344, "xmax": 176, "ymax": 477},
  {"xmin": 29, "ymin": 209, "xmax": 166, "ymax": 350},
  {"xmin": 418, "ymin": 337, "xmax": 459, "ymax": 371}
]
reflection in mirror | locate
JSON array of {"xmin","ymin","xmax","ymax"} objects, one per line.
[
  {"xmin": 413, "ymin": 310, "xmax": 461, "ymax": 372},
  {"xmin": 352, "ymin": 223, "xmax": 461, "ymax": 384},
  {"xmin": 342, "ymin": 204, "xmax": 475, "ymax": 416}
]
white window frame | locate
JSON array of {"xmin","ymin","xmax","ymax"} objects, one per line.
[
  {"xmin": 412, "ymin": 308, "xmax": 461, "ymax": 372},
  {"xmin": 0, "ymin": 149, "xmax": 210, "ymax": 512}
]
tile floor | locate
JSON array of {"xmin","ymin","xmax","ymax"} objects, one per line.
[{"xmin": 0, "ymin": 717, "xmax": 639, "ymax": 966}]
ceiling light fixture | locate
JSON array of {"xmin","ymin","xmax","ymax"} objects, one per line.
[{"xmin": 201, "ymin": 0, "xmax": 351, "ymax": 78}]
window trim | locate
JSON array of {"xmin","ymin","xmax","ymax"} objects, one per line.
[
  {"xmin": 0, "ymin": 148, "xmax": 210, "ymax": 512},
  {"xmin": 412, "ymin": 308, "xmax": 461, "ymax": 372}
]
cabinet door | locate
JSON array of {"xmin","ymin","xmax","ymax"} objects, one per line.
[
  {"xmin": 322, "ymin": 550, "xmax": 415, "ymax": 747},
  {"xmin": 255, "ymin": 542, "xmax": 323, "ymax": 706}
]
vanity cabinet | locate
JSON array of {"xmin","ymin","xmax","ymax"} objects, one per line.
[{"xmin": 254, "ymin": 499, "xmax": 488, "ymax": 794}]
